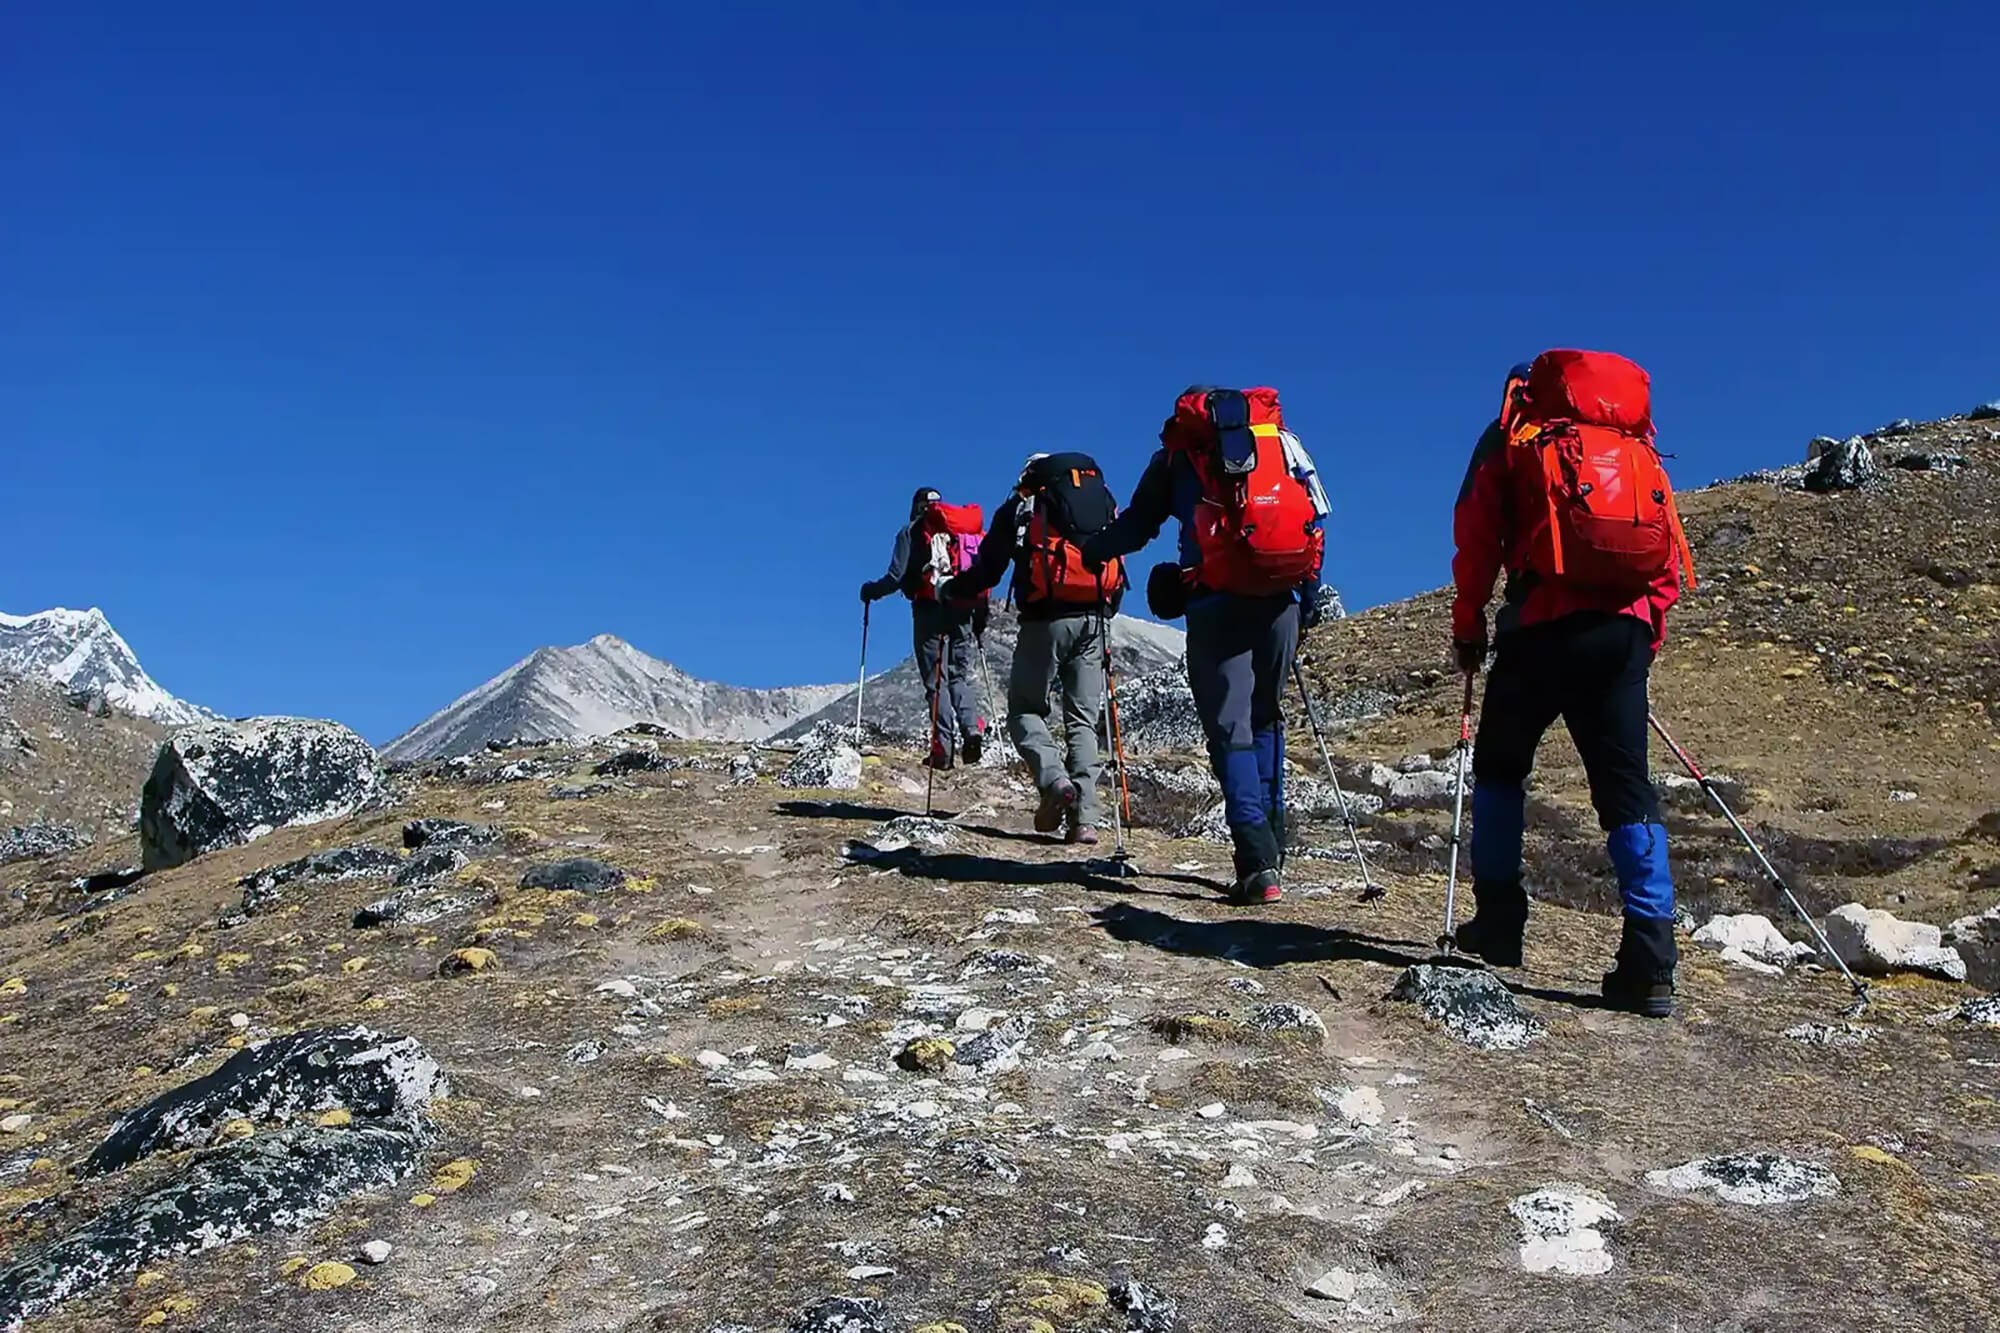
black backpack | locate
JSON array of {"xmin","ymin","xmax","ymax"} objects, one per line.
[{"xmin": 1017, "ymin": 453, "xmax": 1123, "ymax": 605}]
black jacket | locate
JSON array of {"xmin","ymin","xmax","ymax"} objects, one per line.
[{"xmin": 861, "ymin": 521, "xmax": 920, "ymax": 603}]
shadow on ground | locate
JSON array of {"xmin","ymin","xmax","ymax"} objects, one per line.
[
  {"xmin": 1092, "ymin": 903, "xmax": 1612, "ymax": 1013},
  {"xmin": 844, "ymin": 846, "xmax": 1221, "ymax": 903}
]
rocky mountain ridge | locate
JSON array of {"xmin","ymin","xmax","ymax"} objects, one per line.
[
  {"xmin": 382, "ymin": 634, "xmax": 851, "ymax": 760},
  {"xmin": 0, "ymin": 610, "xmax": 210, "ymax": 728}
]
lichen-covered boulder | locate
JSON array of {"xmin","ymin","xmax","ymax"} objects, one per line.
[
  {"xmin": 1390, "ymin": 964, "xmax": 1545, "ymax": 1050},
  {"xmin": 0, "ymin": 1027, "xmax": 443, "ymax": 1328},
  {"xmin": 140, "ymin": 717, "xmax": 383, "ymax": 869},
  {"xmin": 0, "ymin": 1126, "xmax": 423, "ymax": 1327},
  {"xmin": 1803, "ymin": 436, "xmax": 1879, "ymax": 492},
  {"xmin": 0, "ymin": 821, "xmax": 90, "ymax": 866},
  {"xmin": 779, "ymin": 722, "xmax": 863, "ymax": 790},
  {"xmin": 85, "ymin": 1026, "xmax": 444, "ymax": 1175}
]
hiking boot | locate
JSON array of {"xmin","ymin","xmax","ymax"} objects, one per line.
[
  {"xmin": 1601, "ymin": 968, "xmax": 1675, "ymax": 1018},
  {"xmin": 1034, "ymin": 780, "xmax": 1079, "ymax": 834},
  {"xmin": 1601, "ymin": 915, "xmax": 1677, "ymax": 1019},
  {"xmin": 1230, "ymin": 868, "xmax": 1283, "ymax": 906},
  {"xmin": 962, "ymin": 722, "xmax": 985, "ymax": 767},
  {"xmin": 1453, "ymin": 880, "xmax": 1528, "ymax": 967},
  {"xmin": 1228, "ymin": 820, "xmax": 1282, "ymax": 885},
  {"xmin": 924, "ymin": 738, "xmax": 954, "ymax": 771},
  {"xmin": 1063, "ymin": 809, "xmax": 1099, "ymax": 846}
]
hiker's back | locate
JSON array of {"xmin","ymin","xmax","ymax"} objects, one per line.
[
  {"xmin": 1162, "ymin": 386, "xmax": 1325, "ymax": 598},
  {"xmin": 1500, "ymin": 351, "xmax": 1695, "ymax": 600},
  {"xmin": 1016, "ymin": 452, "xmax": 1123, "ymax": 615}
]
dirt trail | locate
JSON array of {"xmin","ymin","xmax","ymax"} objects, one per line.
[{"xmin": 4, "ymin": 734, "xmax": 1996, "ymax": 1332}]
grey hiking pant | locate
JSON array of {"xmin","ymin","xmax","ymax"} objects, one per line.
[
  {"xmin": 913, "ymin": 601, "xmax": 981, "ymax": 747},
  {"xmin": 1007, "ymin": 616, "xmax": 1104, "ymax": 822}
]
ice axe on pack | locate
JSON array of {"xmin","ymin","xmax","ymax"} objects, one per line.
[
  {"xmin": 1649, "ymin": 712, "xmax": 1870, "ymax": 1013},
  {"xmin": 1288, "ymin": 656, "xmax": 1383, "ymax": 902}
]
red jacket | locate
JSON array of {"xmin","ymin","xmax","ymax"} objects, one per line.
[{"xmin": 1452, "ymin": 418, "xmax": 1681, "ymax": 650}]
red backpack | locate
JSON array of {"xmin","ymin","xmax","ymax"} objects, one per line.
[
  {"xmin": 1506, "ymin": 350, "xmax": 1697, "ymax": 595},
  {"xmin": 1163, "ymin": 386, "xmax": 1324, "ymax": 596},
  {"xmin": 914, "ymin": 502, "xmax": 986, "ymax": 606}
]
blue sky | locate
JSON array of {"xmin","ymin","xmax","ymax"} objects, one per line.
[{"xmin": 4, "ymin": 1, "xmax": 1995, "ymax": 743}]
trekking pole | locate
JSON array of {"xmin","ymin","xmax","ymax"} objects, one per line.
[
  {"xmin": 1288, "ymin": 657, "xmax": 1383, "ymax": 902},
  {"xmin": 1094, "ymin": 574, "xmax": 1133, "ymax": 875},
  {"xmin": 854, "ymin": 603, "xmax": 871, "ymax": 744},
  {"xmin": 1437, "ymin": 672, "xmax": 1478, "ymax": 959},
  {"xmin": 974, "ymin": 635, "xmax": 1000, "ymax": 751},
  {"xmin": 925, "ymin": 637, "xmax": 946, "ymax": 817},
  {"xmin": 1648, "ymin": 712, "xmax": 1870, "ymax": 1010}
]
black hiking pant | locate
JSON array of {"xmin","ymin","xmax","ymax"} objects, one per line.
[
  {"xmin": 1472, "ymin": 612, "xmax": 1659, "ymax": 832},
  {"xmin": 1471, "ymin": 611, "xmax": 1678, "ymax": 978},
  {"xmin": 1186, "ymin": 594, "xmax": 1298, "ymax": 876},
  {"xmin": 913, "ymin": 600, "xmax": 982, "ymax": 749}
]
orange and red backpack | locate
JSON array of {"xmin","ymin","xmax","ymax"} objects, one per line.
[
  {"xmin": 1163, "ymin": 386, "xmax": 1324, "ymax": 597},
  {"xmin": 1504, "ymin": 350, "xmax": 1697, "ymax": 596},
  {"xmin": 1016, "ymin": 452, "xmax": 1124, "ymax": 606},
  {"xmin": 913, "ymin": 501, "xmax": 986, "ymax": 607}
]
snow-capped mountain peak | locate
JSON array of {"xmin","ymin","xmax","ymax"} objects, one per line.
[
  {"xmin": 383, "ymin": 634, "xmax": 850, "ymax": 760},
  {"xmin": 0, "ymin": 607, "xmax": 213, "ymax": 727}
]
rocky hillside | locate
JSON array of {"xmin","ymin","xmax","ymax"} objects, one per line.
[
  {"xmin": 0, "ymin": 409, "xmax": 1995, "ymax": 1332},
  {"xmin": 383, "ymin": 635, "xmax": 850, "ymax": 760},
  {"xmin": 0, "ymin": 721, "xmax": 1992, "ymax": 1332},
  {"xmin": 0, "ymin": 674, "xmax": 166, "ymax": 868},
  {"xmin": 0, "ymin": 610, "xmax": 209, "ymax": 729}
]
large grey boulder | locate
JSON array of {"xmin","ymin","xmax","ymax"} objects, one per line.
[
  {"xmin": 779, "ymin": 721, "xmax": 863, "ymax": 790},
  {"xmin": 1691, "ymin": 913, "xmax": 1816, "ymax": 975},
  {"xmin": 0, "ymin": 1027, "xmax": 442, "ymax": 1328},
  {"xmin": 140, "ymin": 717, "xmax": 382, "ymax": 870},
  {"xmin": 1824, "ymin": 903, "xmax": 1965, "ymax": 981},
  {"xmin": 1943, "ymin": 904, "xmax": 2000, "ymax": 990},
  {"xmin": 1803, "ymin": 436, "xmax": 1879, "ymax": 492}
]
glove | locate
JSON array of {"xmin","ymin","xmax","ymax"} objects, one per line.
[{"xmin": 1454, "ymin": 634, "xmax": 1488, "ymax": 674}]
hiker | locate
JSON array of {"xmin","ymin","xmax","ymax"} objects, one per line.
[
  {"xmin": 1082, "ymin": 387, "xmax": 1330, "ymax": 905},
  {"xmin": 941, "ymin": 453, "xmax": 1128, "ymax": 844},
  {"xmin": 860, "ymin": 488, "xmax": 989, "ymax": 768},
  {"xmin": 1450, "ymin": 350, "xmax": 1697, "ymax": 1017}
]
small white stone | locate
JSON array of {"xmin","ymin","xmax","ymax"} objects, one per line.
[
  {"xmin": 695, "ymin": 1050, "xmax": 731, "ymax": 1070},
  {"xmin": 1336, "ymin": 1086, "xmax": 1386, "ymax": 1129},
  {"xmin": 518, "ymin": 1086, "xmax": 543, "ymax": 1099},
  {"xmin": 1201, "ymin": 1222, "xmax": 1229, "ymax": 1250},
  {"xmin": 228, "ymin": 1012, "xmax": 250, "ymax": 1030},
  {"xmin": 359, "ymin": 1240, "xmax": 393, "ymax": 1265},
  {"xmin": 1305, "ymin": 1267, "xmax": 1384, "ymax": 1301},
  {"xmin": 846, "ymin": 1264, "xmax": 896, "ymax": 1279},
  {"xmin": 463, "ymin": 1274, "xmax": 499, "ymax": 1298},
  {"xmin": 955, "ymin": 1008, "xmax": 1001, "ymax": 1032},
  {"xmin": 0, "ymin": 1114, "xmax": 32, "ymax": 1134},
  {"xmin": 1196, "ymin": 1103, "xmax": 1227, "ymax": 1120},
  {"xmin": 596, "ymin": 979, "xmax": 639, "ymax": 999},
  {"xmin": 1221, "ymin": 1162, "xmax": 1259, "ymax": 1190}
]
